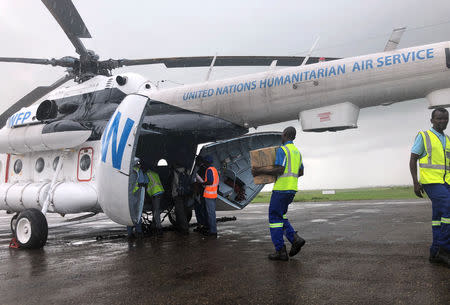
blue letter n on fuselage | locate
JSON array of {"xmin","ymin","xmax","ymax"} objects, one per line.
[{"xmin": 101, "ymin": 111, "xmax": 135, "ymax": 170}]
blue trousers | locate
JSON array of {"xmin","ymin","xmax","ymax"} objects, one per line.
[
  {"xmin": 269, "ymin": 191, "xmax": 296, "ymax": 251},
  {"xmin": 205, "ymin": 198, "xmax": 217, "ymax": 234},
  {"xmin": 194, "ymin": 196, "xmax": 208, "ymax": 227},
  {"xmin": 423, "ymin": 183, "xmax": 450, "ymax": 254}
]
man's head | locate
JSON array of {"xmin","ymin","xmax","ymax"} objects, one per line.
[
  {"xmin": 281, "ymin": 126, "xmax": 296, "ymax": 144},
  {"xmin": 431, "ymin": 108, "xmax": 449, "ymax": 133},
  {"xmin": 203, "ymin": 155, "xmax": 213, "ymax": 166}
]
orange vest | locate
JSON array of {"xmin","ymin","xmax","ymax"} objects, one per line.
[{"xmin": 203, "ymin": 166, "xmax": 219, "ymax": 199}]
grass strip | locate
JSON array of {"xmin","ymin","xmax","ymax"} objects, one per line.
[{"xmin": 251, "ymin": 186, "xmax": 424, "ymax": 203}]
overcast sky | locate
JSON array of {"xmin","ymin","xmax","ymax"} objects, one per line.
[{"xmin": 1, "ymin": 0, "xmax": 450, "ymax": 189}]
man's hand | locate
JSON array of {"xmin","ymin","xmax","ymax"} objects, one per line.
[
  {"xmin": 251, "ymin": 168, "xmax": 261, "ymax": 176},
  {"xmin": 413, "ymin": 181, "xmax": 424, "ymax": 198}
]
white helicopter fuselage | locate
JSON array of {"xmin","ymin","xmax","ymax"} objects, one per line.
[
  {"xmin": 1, "ymin": 41, "xmax": 450, "ymax": 226},
  {"xmin": 152, "ymin": 41, "xmax": 450, "ymax": 129}
]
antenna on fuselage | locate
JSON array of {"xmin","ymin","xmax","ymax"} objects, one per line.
[
  {"xmin": 205, "ymin": 53, "xmax": 218, "ymax": 81},
  {"xmin": 301, "ymin": 36, "xmax": 320, "ymax": 66},
  {"xmin": 384, "ymin": 27, "xmax": 407, "ymax": 51},
  {"xmin": 269, "ymin": 60, "xmax": 278, "ymax": 70}
]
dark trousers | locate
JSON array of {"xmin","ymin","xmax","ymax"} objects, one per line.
[
  {"xmin": 269, "ymin": 191, "xmax": 296, "ymax": 251},
  {"xmin": 194, "ymin": 196, "xmax": 208, "ymax": 227},
  {"xmin": 174, "ymin": 196, "xmax": 189, "ymax": 232},
  {"xmin": 151, "ymin": 194, "xmax": 162, "ymax": 229},
  {"xmin": 423, "ymin": 183, "xmax": 450, "ymax": 254}
]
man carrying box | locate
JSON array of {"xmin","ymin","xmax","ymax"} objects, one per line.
[{"xmin": 252, "ymin": 126, "xmax": 305, "ymax": 261}]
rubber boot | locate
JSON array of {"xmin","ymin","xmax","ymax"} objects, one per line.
[
  {"xmin": 436, "ymin": 248, "xmax": 450, "ymax": 267},
  {"xmin": 268, "ymin": 245, "xmax": 289, "ymax": 261},
  {"xmin": 289, "ymin": 233, "xmax": 306, "ymax": 257}
]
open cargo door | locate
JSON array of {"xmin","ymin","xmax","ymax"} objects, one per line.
[
  {"xmin": 198, "ymin": 132, "xmax": 282, "ymax": 211},
  {"xmin": 97, "ymin": 94, "xmax": 148, "ymax": 225}
]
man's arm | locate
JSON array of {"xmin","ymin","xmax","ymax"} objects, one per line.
[
  {"xmin": 252, "ymin": 165, "xmax": 285, "ymax": 177},
  {"xmin": 203, "ymin": 168, "xmax": 214, "ymax": 186},
  {"xmin": 298, "ymin": 165, "xmax": 304, "ymax": 177},
  {"xmin": 252, "ymin": 146, "xmax": 286, "ymax": 177},
  {"xmin": 409, "ymin": 153, "xmax": 424, "ymax": 198}
]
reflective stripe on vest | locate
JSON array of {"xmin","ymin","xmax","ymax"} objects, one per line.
[
  {"xmin": 418, "ymin": 130, "xmax": 450, "ymax": 184},
  {"xmin": 204, "ymin": 166, "xmax": 219, "ymax": 199},
  {"xmin": 273, "ymin": 144, "xmax": 302, "ymax": 191},
  {"xmin": 147, "ymin": 170, "xmax": 164, "ymax": 197}
]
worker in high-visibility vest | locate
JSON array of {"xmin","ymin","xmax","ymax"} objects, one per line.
[
  {"xmin": 410, "ymin": 107, "xmax": 450, "ymax": 266},
  {"xmin": 132, "ymin": 163, "xmax": 165, "ymax": 236},
  {"xmin": 202, "ymin": 155, "xmax": 219, "ymax": 238},
  {"xmin": 252, "ymin": 127, "xmax": 305, "ymax": 261}
]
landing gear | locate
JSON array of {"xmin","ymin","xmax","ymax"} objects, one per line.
[
  {"xmin": 15, "ymin": 209, "xmax": 48, "ymax": 249},
  {"xmin": 168, "ymin": 206, "xmax": 192, "ymax": 226},
  {"xmin": 10, "ymin": 213, "xmax": 19, "ymax": 235}
]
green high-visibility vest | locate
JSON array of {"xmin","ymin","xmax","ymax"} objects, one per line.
[
  {"xmin": 146, "ymin": 170, "xmax": 164, "ymax": 196},
  {"xmin": 418, "ymin": 130, "xmax": 450, "ymax": 184},
  {"xmin": 273, "ymin": 143, "xmax": 302, "ymax": 191},
  {"xmin": 132, "ymin": 169, "xmax": 164, "ymax": 196}
]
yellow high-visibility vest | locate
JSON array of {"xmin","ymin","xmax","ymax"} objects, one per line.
[
  {"xmin": 418, "ymin": 130, "xmax": 450, "ymax": 184},
  {"xmin": 132, "ymin": 169, "xmax": 164, "ymax": 196},
  {"xmin": 273, "ymin": 143, "xmax": 302, "ymax": 191},
  {"xmin": 146, "ymin": 170, "xmax": 164, "ymax": 196}
]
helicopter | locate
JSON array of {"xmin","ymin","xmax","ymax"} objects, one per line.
[{"xmin": 1, "ymin": 0, "xmax": 450, "ymax": 249}]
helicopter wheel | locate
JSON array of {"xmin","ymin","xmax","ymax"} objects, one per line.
[
  {"xmin": 15, "ymin": 209, "xmax": 48, "ymax": 249},
  {"xmin": 10, "ymin": 213, "xmax": 19, "ymax": 235},
  {"xmin": 168, "ymin": 206, "xmax": 193, "ymax": 226}
]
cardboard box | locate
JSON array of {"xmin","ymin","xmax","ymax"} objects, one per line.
[
  {"xmin": 250, "ymin": 146, "xmax": 278, "ymax": 168},
  {"xmin": 250, "ymin": 146, "xmax": 279, "ymax": 185}
]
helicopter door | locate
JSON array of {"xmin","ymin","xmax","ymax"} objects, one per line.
[
  {"xmin": 97, "ymin": 94, "xmax": 148, "ymax": 226},
  {"xmin": 197, "ymin": 132, "xmax": 282, "ymax": 211}
]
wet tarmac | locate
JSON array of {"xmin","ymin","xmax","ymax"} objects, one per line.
[{"xmin": 0, "ymin": 199, "xmax": 448, "ymax": 305}]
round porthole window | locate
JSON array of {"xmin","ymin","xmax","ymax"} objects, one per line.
[
  {"xmin": 53, "ymin": 156, "xmax": 60, "ymax": 171},
  {"xmin": 35, "ymin": 158, "xmax": 45, "ymax": 173},
  {"xmin": 80, "ymin": 154, "xmax": 91, "ymax": 171},
  {"xmin": 14, "ymin": 159, "xmax": 22, "ymax": 174}
]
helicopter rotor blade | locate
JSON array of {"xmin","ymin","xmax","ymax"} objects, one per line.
[
  {"xmin": 0, "ymin": 74, "xmax": 73, "ymax": 128},
  {"xmin": 0, "ymin": 56, "xmax": 77, "ymax": 68},
  {"xmin": 0, "ymin": 57, "xmax": 53, "ymax": 65},
  {"xmin": 41, "ymin": 0, "xmax": 91, "ymax": 57},
  {"xmin": 102, "ymin": 56, "xmax": 340, "ymax": 69}
]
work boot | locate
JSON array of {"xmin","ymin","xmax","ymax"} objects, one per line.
[
  {"xmin": 289, "ymin": 233, "xmax": 306, "ymax": 257},
  {"xmin": 201, "ymin": 230, "xmax": 217, "ymax": 238},
  {"xmin": 429, "ymin": 249, "xmax": 450, "ymax": 267},
  {"xmin": 268, "ymin": 245, "xmax": 289, "ymax": 261},
  {"xmin": 437, "ymin": 249, "xmax": 450, "ymax": 267},
  {"xmin": 429, "ymin": 251, "xmax": 442, "ymax": 264},
  {"xmin": 207, "ymin": 232, "xmax": 217, "ymax": 239}
]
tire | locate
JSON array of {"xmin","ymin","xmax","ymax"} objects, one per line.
[
  {"xmin": 168, "ymin": 207, "xmax": 177, "ymax": 226},
  {"xmin": 185, "ymin": 207, "xmax": 192, "ymax": 223},
  {"xmin": 168, "ymin": 204, "xmax": 193, "ymax": 226},
  {"xmin": 10, "ymin": 213, "xmax": 18, "ymax": 235},
  {"xmin": 15, "ymin": 208, "xmax": 48, "ymax": 249}
]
